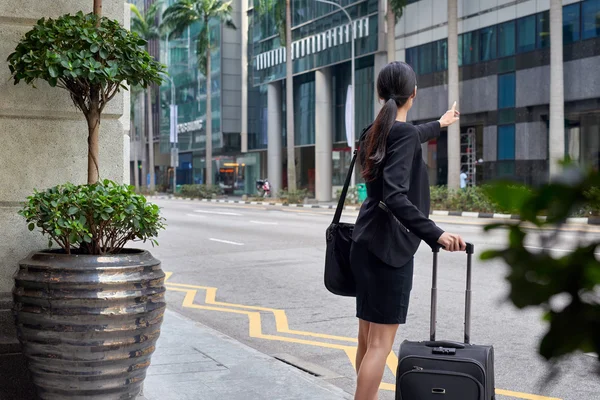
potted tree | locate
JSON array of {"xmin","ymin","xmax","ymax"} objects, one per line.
[{"xmin": 7, "ymin": 9, "xmax": 166, "ymax": 400}]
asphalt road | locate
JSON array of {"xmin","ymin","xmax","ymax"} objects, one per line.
[{"xmin": 140, "ymin": 198, "xmax": 600, "ymax": 400}]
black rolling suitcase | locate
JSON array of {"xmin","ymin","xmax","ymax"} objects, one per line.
[{"xmin": 396, "ymin": 243, "xmax": 495, "ymax": 400}]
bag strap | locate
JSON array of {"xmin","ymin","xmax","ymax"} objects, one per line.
[{"xmin": 333, "ymin": 149, "xmax": 358, "ymax": 224}]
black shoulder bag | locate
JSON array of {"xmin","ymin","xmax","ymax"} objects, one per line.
[{"xmin": 324, "ymin": 150, "xmax": 358, "ymax": 297}]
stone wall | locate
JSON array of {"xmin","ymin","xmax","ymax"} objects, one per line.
[{"xmin": 0, "ymin": 1, "xmax": 129, "ymax": 397}]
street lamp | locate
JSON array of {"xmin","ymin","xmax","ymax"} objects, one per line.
[
  {"xmin": 162, "ymin": 74, "xmax": 178, "ymax": 194},
  {"xmin": 315, "ymin": 0, "xmax": 356, "ymax": 187}
]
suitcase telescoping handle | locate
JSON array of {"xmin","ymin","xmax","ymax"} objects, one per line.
[{"xmin": 430, "ymin": 242, "xmax": 475, "ymax": 344}]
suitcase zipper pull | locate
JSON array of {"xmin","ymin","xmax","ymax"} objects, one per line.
[{"xmin": 413, "ymin": 366, "xmax": 423, "ymax": 371}]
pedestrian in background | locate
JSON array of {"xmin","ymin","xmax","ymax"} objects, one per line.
[
  {"xmin": 460, "ymin": 166, "xmax": 468, "ymax": 189},
  {"xmin": 350, "ymin": 61, "xmax": 465, "ymax": 400}
]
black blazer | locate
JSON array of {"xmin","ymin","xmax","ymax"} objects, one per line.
[{"xmin": 352, "ymin": 121, "xmax": 444, "ymax": 267}]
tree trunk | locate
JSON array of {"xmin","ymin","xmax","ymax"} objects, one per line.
[
  {"xmin": 386, "ymin": 0, "xmax": 396, "ymax": 62},
  {"xmin": 93, "ymin": 0, "xmax": 102, "ymax": 23},
  {"xmin": 146, "ymin": 88, "xmax": 156, "ymax": 191},
  {"xmin": 285, "ymin": 0, "xmax": 297, "ymax": 191},
  {"xmin": 139, "ymin": 92, "xmax": 148, "ymax": 185},
  {"xmin": 446, "ymin": 0, "xmax": 460, "ymax": 189},
  {"xmin": 549, "ymin": 0, "xmax": 564, "ymax": 177},
  {"xmin": 87, "ymin": 111, "xmax": 100, "ymax": 184},
  {"xmin": 132, "ymin": 120, "xmax": 140, "ymax": 190},
  {"xmin": 206, "ymin": 46, "xmax": 213, "ymax": 187}
]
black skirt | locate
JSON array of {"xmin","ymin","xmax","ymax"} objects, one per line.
[{"xmin": 350, "ymin": 241, "xmax": 414, "ymax": 325}]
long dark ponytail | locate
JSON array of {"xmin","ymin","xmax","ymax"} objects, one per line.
[{"xmin": 360, "ymin": 62, "xmax": 417, "ymax": 182}]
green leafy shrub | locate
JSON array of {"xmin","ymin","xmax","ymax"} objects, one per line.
[
  {"xmin": 19, "ymin": 180, "xmax": 165, "ymax": 255},
  {"xmin": 482, "ymin": 166, "xmax": 600, "ymax": 366},
  {"xmin": 178, "ymin": 184, "xmax": 223, "ymax": 199},
  {"xmin": 278, "ymin": 189, "xmax": 310, "ymax": 205},
  {"xmin": 7, "ymin": 11, "xmax": 164, "ymax": 184},
  {"xmin": 335, "ymin": 187, "xmax": 359, "ymax": 205}
]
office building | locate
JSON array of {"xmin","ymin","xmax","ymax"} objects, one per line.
[{"xmin": 242, "ymin": 0, "xmax": 600, "ymax": 197}]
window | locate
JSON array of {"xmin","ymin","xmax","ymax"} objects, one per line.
[
  {"xmin": 498, "ymin": 21, "xmax": 516, "ymax": 57},
  {"xmin": 458, "ymin": 34, "xmax": 463, "ymax": 66},
  {"xmin": 480, "ymin": 26, "xmax": 497, "ymax": 61},
  {"xmin": 462, "ymin": 31, "xmax": 480, "ymax": 65},
  {"xmin": 498, "ymin": 125, "xmax": 516, "ymax": 160},
  {"xmin": 537, "ymin": 11, "xmax": 550, "ymax": 49},
  {"xmin": 418, "ymin": 42, "xmax": 433, "ymax": 75},
  {"xmin": 582, "ymin": 0, "xmax": 600, "ymax": 39},
  {"xmin": 563, "ymin": 4, "xmax": 581, "ymax": 44},
  {"xmin": 517, "ymin": 15, "xmax": 536, "ymax": 53},
  {"xmin": 498, "ymin": 73, "xmax": 516, "ymax": 109},
  {"xmin": 406, "ymin": 47, "xmax": 419, "ymax": 74},
  {"xmin": 434, "ymin": 39, "xmax": 448, "ymax": 72}
]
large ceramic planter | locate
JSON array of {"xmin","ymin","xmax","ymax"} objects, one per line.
[{"xmin": 12, "ymin": 250, "xmax": 166, "ymax": 400}]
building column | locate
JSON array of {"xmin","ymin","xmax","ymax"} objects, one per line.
[
  {"xmin": 267, "ymin": 82, "xmax": 283, "ymax": 194},
  {"xmin": 549, "ymin": 0, "xmax": 565, "ymax": 177},
  {"xmin": 240, "ymin": 0, "xmax": 248, "ymax": 153},
  {"xmin": 315, "ymin": 68, "xmax": 333, "ymax": 202}
]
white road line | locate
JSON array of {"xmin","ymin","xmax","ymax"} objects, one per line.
[
  {"xmin": 250, "ymin": 220, "xmax": 278, "ymax": 225},
  {"xmin": 524, "ymin": 246, "xmax": 572, "ymax": 252},
  {"xmin": 209, "ymin": 238, "xmax": 244, "ymax": 246},
  {"xmin": 194, "ymin": 210, "xmax": 242, "ymax": 216},
  {"xmin": 524, "ymin": 245, "xmax": 599, "ymax": 255},
  {"xmin": 186, "ymin": 214, "xmax": 206, "ymax": 218}
]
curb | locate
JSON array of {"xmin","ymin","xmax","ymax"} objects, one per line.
[{"xmin": 146, "ymin": 196, "xmax": 600, "ymax": 226}]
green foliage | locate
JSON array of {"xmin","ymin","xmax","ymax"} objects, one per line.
[
  {"xmin": 7, "ymin": 11, "xmax": 164, "ymax": 113},
  {"xmin": 389, "ymin": 0, "xmax": 408, "ymax": 22},
  {"xmin": 481, "ymin": 166, "xmax": 600, "ymax": 364},
  {"xmin": 162, "ymin": 0, "xmax": 236, "ymax": 75},
  {"xmin": 278, "ymin": 189, "xmax": 309, "ymax": 205},
  {"xmin": 256, "ymin": 0, "xmax": 285, "ymax": 42},
  {"xmin": 19, "ymin": 180, "xmax": 165, "ymax": 255},
  {"xmin": 430, "ymin": 186, "xmax": 499, "ymax": 214},
  {"xmin": 178, "ymin": 184, "xmax": 223, "ymax": 199},
  {"xmin": 130, "ymin": 1, "xmax": 163, "ymax": 42},
  {"xmin": 335, "ymin": 187, "xmax": 359, "ymax": 206}
]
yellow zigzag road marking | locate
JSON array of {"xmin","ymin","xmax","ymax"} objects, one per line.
[
  {"xmin": 163, "ymin": 275, "xmax": 561, "ymax": 400},
  {"xmin": 165, "ymin": 280, "xmax": 358, "ymax": 343}
]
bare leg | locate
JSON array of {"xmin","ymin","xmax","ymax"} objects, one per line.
[
  {"xmin": 354, "ymin": 322, "xmax": 399, "ymax": 400},
  {"xmin": 356, "ymin": 319, "xmax": 370, "ymax": 374}
]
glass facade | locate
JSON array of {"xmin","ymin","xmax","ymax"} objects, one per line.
[
  {"xmin": 406, "ymin": 1, "xmax": 600, "ymax": 74},
  {"xmin": 517, "ymin": 15, "xmax": 536, "ymax": 53},
  {"xmin": 251, "ymin": 0, "xmax": 379, "ymax": 86},
  {"xmin": 497, "ymin": 125, "xmax": 516, "ymax": 160},
  {"xmin": 566, "ymin": 113, "xmax": 600, "ymax": 170},
  {"xmin": 247, "ymin": 1, "xmax": 377, "ymax": 194},
  {"xmin": 563, "ymin": 4, "xmax": 581, "ymax": 44},
  {"xmin": 498, "ymin": 73, "xmax": 516, "ymax": 109},
  {"xmin": 480, "ymin": 26, "xmax": 497, "ymax": 61},
  {"xmin": 583, "ymin": 0, "xmax": 600, "ymax": 39},
  {"xmin": 498, "ymin": 21, "xmax": 516, "ymax": 58}
]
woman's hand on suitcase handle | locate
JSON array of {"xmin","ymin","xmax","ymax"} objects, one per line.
[{"xmin": 437, "ymin": 232, "xmax": 466, "ymax": 252}]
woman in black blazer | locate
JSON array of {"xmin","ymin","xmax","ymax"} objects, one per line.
[{"xmin": 350, "ymin": 62, "xmax": 465, "ymax": 399}]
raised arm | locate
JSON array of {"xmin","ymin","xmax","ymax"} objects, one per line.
[{"xmin": 415, "ymin": 121, "xmax": 441, "ymax": 143}]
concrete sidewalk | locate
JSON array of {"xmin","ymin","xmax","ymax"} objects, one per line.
[{"xmin": 140, "ymin": 310, "xmax": 353, "ymax": 400}]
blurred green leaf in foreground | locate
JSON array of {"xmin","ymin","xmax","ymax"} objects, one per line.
[{"xmin": 482, "ymin": 162, "xmax": 600, "ymax": 368}]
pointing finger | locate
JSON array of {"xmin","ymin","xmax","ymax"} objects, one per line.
[{"xmin": 452, "ymin": 101, "xmax": 457, "ymax": 111}]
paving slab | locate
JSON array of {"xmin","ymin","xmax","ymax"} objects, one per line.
[{"xmin": 141, "ymin": 309, "xmax": 353, "ymax": 400}]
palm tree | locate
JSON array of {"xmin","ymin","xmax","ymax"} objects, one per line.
[
  {"xmin": 285, "ymin": 0, "xmax": 297, "ymax": 191},
  {"xmin": 386, "ymin": 0, "xmax": 407, "ymax": 62},
  {"xmin": 549, "ymin": 0, "xmax": 564, "ymax": 177},
  {"xmin": 130, "ymin": 1, "xmax": 162, "ymax": 191},
  {"xmin": 162, "ymin": 0, "xmax": 236, "ymax": 187},
  {"xmin": 257, "ymin": 0, "xmax": 296, "ymax": 191},
  {"xmin": 447, "ymin": 0, "xmax": 460, "ymax": 189}
]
